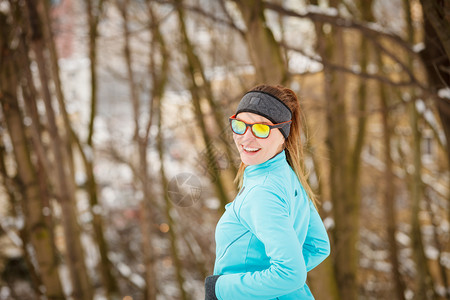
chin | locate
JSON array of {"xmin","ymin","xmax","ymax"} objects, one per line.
[{"xmin": 240, "ymin": 153, "xmax": 262, "ymax": 166}]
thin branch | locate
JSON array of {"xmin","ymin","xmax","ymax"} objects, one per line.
[
  {"xmin": 263, "ymin": 1, "xmax": 416, "ymax": 56},
  {"xmin": 370, "ymin": 37, "xmax": 428, "ymax": 90},
  {"xmin": 154, "ymin": 0, "xmax": 245, "ymax": 36},
  {"xmin": 283, "ymin": 42, "xmax": 419, "ymax": 87}
]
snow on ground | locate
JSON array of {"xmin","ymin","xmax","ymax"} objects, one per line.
[{"xmin": 438, "ymin": 88, "xmax": 450, "ymax": 99}]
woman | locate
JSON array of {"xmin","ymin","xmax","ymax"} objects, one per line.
[{"xmin": 204, "ymin": 85, "xmax": 330, "ymax": 299}]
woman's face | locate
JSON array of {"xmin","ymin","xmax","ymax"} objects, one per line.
[{"xmin": 233, "ymin": 112, "xmax": 285, "ymax": 166}]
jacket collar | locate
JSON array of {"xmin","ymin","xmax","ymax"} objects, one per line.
[{"xmin": 244, "ymin": 150, "xmax": 287, "ymax": 178}]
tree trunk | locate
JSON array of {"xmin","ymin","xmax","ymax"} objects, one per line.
[
  {"xmin": 424, "ymin": 190, "xmax": 450, "ymax": 299},
  {"xmin": 173, "ymin": 0, "xmax": 238, "ymax": 189},
  {"xmin": 86, "ymin": 0, "xmax": 104, "ymax": 146},
  {"xmin": 16, "ymin": 19, "xmax": 60, "ymax": 265},
  {"xmin": 156, "ymin": 95, "xmax": 189, "ymax": 300},
  {"xmin": 146, "ymin": 3, "xmax": 189, "ymax": 297},
  {"xmin": 408, "ymin": 96, "xmax": 436, "ymax": 300},
  {"xmin": 23, "ymin": 1, "xmax": 93, "ymax": 298},
  {"xmin": 118, "ymin": 2, "xmax": 178, "ymax": 298},
  {"xmin": 0, "ymin": 134, "xmax": 46, "ymax": 299},
  {"xmin": 377, "ymin": 54, "xmax": 407, "ymax": 300},
  {"xmin": 308, "ymin": 259, "xmax": 340, "ymax": 300},
  {"xmin": 404, "ymin": 1, "xmax": 437, "ymax": 298},
  {"xmin": 39, "ymin": 0, "xmax": 74, "ymax": 172},
  {"xmin": 232, "ymin": 0, "xmax": 286, "ymax": 84},
  {"xmin": 418, "ymin": 0, "xmax": 450, "ymax": 232},
  {"xmin": 175, "ymin": 0, "xmax": 230, "ymax": 211},
  {"xmin": 325, "ymin": 37, "xmax": 358, "ymax": 300},
  {"xmin": 362, "ymin": 1, "xmax": 404, "ymax": 298},
  {"xmin": 0, "ymin": 21, "xmax": 64, "ymax": 298},
  {"xmin": 418, "ymin": 0, "xmax": 450, "ymax": 169},
  {"xmin": 419, "ymin": 0, "xmax": 450, "ymax": 60},
  {"xmin": 14, "ymin": 17, "xmax": 64, "ymax": 299},
  {"xmin": 78, "ymin": 1, "xmax": 120, "ymax": 298},
  {"xmin": 193, "ymin": 51, "xmax": 239, "ymax": 179},
  {"xmin": 145, "ymin": 9, "xmax": 189, "ymax": 292},
  {"xmin": 314, "ymin": 0, "xmax": 359, "ymax": 297},
  {"xmin": 302, "ymin": 95, "xmax": 339, "ymax": 300}
]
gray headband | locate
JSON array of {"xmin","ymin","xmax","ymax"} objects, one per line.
[{"xmin": 235, "ymin": 91, "xmax": 292, "ymax": 138}]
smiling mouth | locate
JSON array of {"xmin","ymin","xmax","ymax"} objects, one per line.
[{"xmin": 242, "ymin": 145, "xmax": 261, "ymax": 154}]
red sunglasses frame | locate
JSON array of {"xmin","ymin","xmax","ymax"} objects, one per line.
[{"xmin": 229, "ymin": 114, "xmax": 292, "ymax": 139}]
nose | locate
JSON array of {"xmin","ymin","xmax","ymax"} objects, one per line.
[{"xmin": 240, "ymin": 126, "xmax": 256, "ymax": 142}]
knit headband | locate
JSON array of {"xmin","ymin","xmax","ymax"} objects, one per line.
[{"xmin": 235, "ymin": 91, "xmax": 292, "ymax": 138}]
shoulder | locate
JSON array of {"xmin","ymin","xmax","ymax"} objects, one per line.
[
  {"xmin": 265, "ymin": 166, "xmax": 311, "ymax": 211},
  {"xmin": 236, "ymin": 183, "xmax": 289, "ymax": 218},
  {"xmin": 264, "ymin": 164, "xmax": 297, "ymax": 197}
]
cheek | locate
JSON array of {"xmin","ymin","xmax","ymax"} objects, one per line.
[
  {"xmin": 233, "ymin": 134, "xmax": 242, "ymax": 148},
  {"xmin": 263, "ymin": 132, "xmax": 284, "ymax": 150}
]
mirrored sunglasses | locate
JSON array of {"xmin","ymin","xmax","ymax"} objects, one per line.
[{"xmin": 229, "ymin": 114, "xmax": 292, "ymax": 139}]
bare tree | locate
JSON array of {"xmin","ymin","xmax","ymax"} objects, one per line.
[
  {"xmin": 231, "ymin": 0, "xmax": 286, "ymax": 84},
  {"xmin": 0, "ymin": 10, "xmax": 65, "ymax": 299},
  {"xmin": 155, "ymin": 70, "xmax": 190, "ymax": 300},
  {"xmin": 377, "ymin": 55, "xmax": 407, "ymax": 300},
  {"xmin": 21, "ymin": 0, "xmax": 93, "ymax": 298},
  {"xmin": 117, "ymin": 0, "xmax": 164, "ymax": 298},
  {"xmin": 310, "ymin": 0, "xmax": 359, "ymax": 297},
  {"xmin": 174, "ymin": 0, "xmax": 230, "ymax": 211},
  {"xmin": 419, "ymin": 0, "xmax": 450, "ymax": 167}
]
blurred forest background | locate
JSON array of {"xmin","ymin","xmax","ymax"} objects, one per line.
[{"xmin": 0, "ymin": 0, "xmax": 449, "ymax": 299}]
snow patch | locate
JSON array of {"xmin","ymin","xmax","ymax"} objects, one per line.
[
  {"xmin": 367, "ymin": 63, "xmax": 378, "ymax": 74},
  {"xmin": 413, "ymin": 43, "xmax": 425, "ymax": 53},
  {"xmin": 0, "ymin": 287, "xmax": 11, "ymax": 300},
  {"xmin": 438, "ymin": 88, "xmax": 450, "ymax": 99},
  {"xmin": 374, "ymin": 260, "xmax": 391, "ymax": 272},
  {"xmin": 288, "ymin": 51, "xmax": 323, "ymax": 74},
  {"xmin": 405, "ymin": 289, "xmax": 414, "ymax": 300},
  {"xmin": 425, "ymin": 246, "xmax": 439, "ymax": 260},
  {"xmin": 351, "ymin": 64, "xmax": 361, "ymax": 74},
  {"xmin": 440, "ymin": 252, "xmax": 450, "ymax": 269},
  {"xmin": 435, "ymin": 285, "xmax": 448, "ymax": 297},
  {"xmin": 323, "ymin": 217, "xmax": 334, "ymax": 230},
  {"xmin": 205, "ymin": 197, "xmax": 220, "ymax": 210},
  {"xmin": 322, "ymin": 201, "xmax": 332, "ymax": 212},
  {"xmin": 366, "ymin": 22, "xmax": 390, "ymax": 34},
  {"xmin": 415, "ymin": 99, "xmax": 426, "ymax": 113},
  {"xmin": 402, "ymin": 92, "xmax": 411, "ymax": 102},
  {"xmin": 130, "ymin": 273, "xmax": 146, "ymax": 289},
  {"xmin": 75, "ymin": 171, "xmax": 87, "ymax": 185},
  {"xmin": 423, "ymin": 173, "xmax": 449, "ymax": 198},
  {"xmin": 306, "ymin": 5, "xmax": 338, "ymax": 16},
  {"xmin": 395, "ymin": 231, "xmax": 410, "ymax": 246},
  {"xmin": 0, "ymin": 2, "xmax": 10, "ymax": 13}
]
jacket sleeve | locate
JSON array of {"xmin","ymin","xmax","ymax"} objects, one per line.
[
  {"xmin": 214, "ymin": 186, "xmax": 309, "ymax": 300},
  {"xmin": 303, "ymin": 201, "xmax": 331, "ymax": 272}
]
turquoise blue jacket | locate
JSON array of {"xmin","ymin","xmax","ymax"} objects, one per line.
[{"xmin": 213, "ymin": 150, "xmax": 330, "ymax": 299}]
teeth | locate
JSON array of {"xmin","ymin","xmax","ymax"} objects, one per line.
[{"xmin": 243, "ymin": 146, "xmax": 260, "ymax": 152}]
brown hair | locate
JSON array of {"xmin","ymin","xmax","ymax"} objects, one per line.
[{"xmin": 234, "ymin": 84, "xmax": 318, "ymax": 207}]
